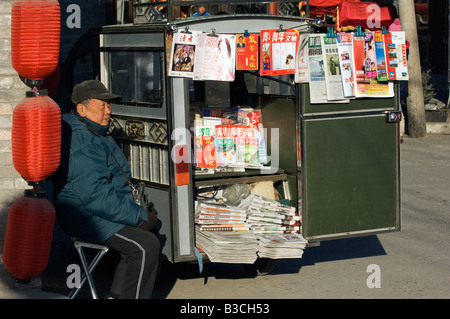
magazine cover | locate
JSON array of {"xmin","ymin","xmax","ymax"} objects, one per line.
[
  {"xmin": 364, "ymin": 32, "xmax": 377, "ymax": 79},
  {"xmin": 384, "ymin": 31, "xmax": 409, "ymax": 81},
  {"xmin": 200, "ymin": 33, "xmax": 236, "ymax": 81},
  {"xmin": 271, "ymin": 29, "xmax": 299, "ymax": 75},
  {"xmin": 194, "ymin": 126, "xmax": 216, "ymax": 168},
  {"xmin": 322, "ymin": 35, "xmax": 348, "ymax": 102},
  {"xmin": 236, "ymin": 33, "xmax": 259, "ymax": 71},
  {"xmin": 248, "ymin": 110, "xmax": 268, "ymax": 165},
  {"xmin": 193, "ymin": 32, "xmax": 207, "ymax": 80},
  {"xmin": 374, "ymin": 31, "xmax": 388, "ymax": 82},
  {"xmin": 260, "ymin": 29, "xmax": 276, "ymax": 76},
  {"xmin": 352, "ymin": 31, "xmax": 367, "ymax": 85},
  {"xmin": 215, "ymin": 125, "xmax": 236, "ymax": 166},
  {"xmin": 336, "ymin": 32, "xmax": 356, "ymax": 98},
  {"xmin": 202, "ymin": 135, "xmax": 217, "ymax": 168},
  {"xmin": 294, "ymin": 33, "xmax": 310, "ymax": 83},
  {"xmin": 308, "ymin": 34, "xmax": 328, "ymax": 104},
  {"xmin": 260, "ymin": 28, "xmax": 299, "ymax": 76},
  {"xmin": 169, "ymin": 30, "xmax": 202, "ymax": 78}
]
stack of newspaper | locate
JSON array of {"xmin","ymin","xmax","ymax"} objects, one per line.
[
  {"xmin": 195, "ymin": 226, "xmax": 259, "ymax": 264},
  {"xmin": 194, "ymin": 195, "xmax": 307, "ymax": 262},
  {"xmin": 238, "ymin": 194, "xmax": 300, "ymax": 234},
  {"xmin": 195, "ymin": 202, "xmax": 249, "ymax": 232},
  {"xmin": 195, "ymin": 202, "xmax": 258, "ymax": 263},
  {"xmin": 256, "ymin": 233, "xmax": 308, "ymax": 259}
]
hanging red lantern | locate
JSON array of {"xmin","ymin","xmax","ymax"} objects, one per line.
[
  {"xmin": 2, "ymin": 189, "xmax": 56, "ymax": 280},
  {"xmin": 11, "ymin": 0, "xmax": 61, "ymax": 80},
  {"xmin": 11, "ymin": 89, "xmax": 61, "ymax": 184}
]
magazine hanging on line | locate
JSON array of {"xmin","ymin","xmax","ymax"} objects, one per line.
[
  {"xmin": 169, "ymin": 30, "xmax": 202, "ymax": 78},
  {"xmin": 260, "ymin": 28, "xmax": 299, "ymax": 77},
  {"xmin": 199, "ymin": 33, "xmax": 236, "ymax": 81},
  {"xmin": 294, "ymin": 33, "xmax": 310, "ymax": 83},
  {"xmin": 336, "ymin": 32, "xmax": 356, "ymax": 98},
  {"xmin": 321, "ymin": 35, "xmax": 349, "ymax": 102}
]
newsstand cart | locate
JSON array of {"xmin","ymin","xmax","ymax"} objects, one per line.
[{"xmin": 95, "ymin": 2, "xmax": 401, "ymax": 272}]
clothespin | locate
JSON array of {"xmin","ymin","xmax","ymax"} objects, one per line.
[
  {"xmin": 326, "ymin": 27, "xmax": 336, "ymax": 38},
  {"xmin": 381, "ymin": 26, "xmax": 389, "ymax": 34},
  {"xmin": 181, "ymin": 26, "xmax": 191, "ymax": 34},
  {"xmin": 244, "ymin": 29, "xmax": 249, "ymax": 37},
  {"xmin": 207, "ymin": 28, "xmax": 218, "ymax": 37},
  {"xmin": 355, "ymin": 26, "xmax": 364, "ymax": 37},
  {"xmin": 276, "ymin": 24, "xmax": 287, "ymax": 32}
]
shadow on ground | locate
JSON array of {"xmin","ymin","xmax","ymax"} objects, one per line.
[{"xmin": 42, "ymin": 219, "xmax": 387, "ymax": 299}]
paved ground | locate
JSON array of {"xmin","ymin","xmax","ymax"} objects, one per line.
[
  {"xmin": 1, "ymin": 134, "xmax": 449, "ymax": 300},
  {"xmin": 157, "ymin": 134, "xmax": 450, "ymax": 299}
]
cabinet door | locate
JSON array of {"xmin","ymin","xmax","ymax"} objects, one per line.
[{"xmin": 302, "ymin": 114, "xmax": 400, "ymax": 241}]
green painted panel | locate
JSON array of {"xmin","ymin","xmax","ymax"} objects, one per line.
[{"xmin": 303, "ymin": 115, "xmax": 399, "ymax": 238}]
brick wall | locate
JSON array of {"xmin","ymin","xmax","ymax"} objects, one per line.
[{"xmin": 0, "ymin": 0, "xmax": 31, "ymax": 245}]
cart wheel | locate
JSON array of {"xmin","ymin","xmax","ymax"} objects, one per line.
[{"xmin": 244, "ymin": 258, "xmax": 278, "ymax": 276}]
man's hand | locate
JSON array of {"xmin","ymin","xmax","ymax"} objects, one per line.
[{"xmin": 140, "ymin": 206, "xmax": 158, "ymax": 231}]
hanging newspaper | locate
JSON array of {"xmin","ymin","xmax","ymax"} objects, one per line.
[
  {"xmin": 321, "ymin": 35, "xmax": 348, "ymax": 102},
  {"xmin": 308, "ymin": 34, "xmax": 328, "ymax": 104},
  {"xmin": 260, "ymin": 28, "xmax": 299, "ymax": 76},
  {"xmin": 199, "ymin": 33, "xmax": 236, "ymax": 81},
  {"xmin": 169, "ymin": 30, "xmax": 202, "ymax": 78},
  {"xmin": 336, "ymin": 32, "xmax": 356, "ymax": 98},
  {"xmin": 294, "ymin": 33, "xmax": 310, "ymax": 83},
  {"xmin": 384, "ymin": 31, "xmax": 409, "ymax": 81}
]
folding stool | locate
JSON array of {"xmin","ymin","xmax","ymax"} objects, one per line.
[{"xmin": 68, "ymin": 238, "xmax": 109, "ymax": 299}]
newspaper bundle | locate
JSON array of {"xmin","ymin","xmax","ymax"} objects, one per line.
[{"xmin": 256, "ymin": 233, "xmax": 307, "ymax": 259}]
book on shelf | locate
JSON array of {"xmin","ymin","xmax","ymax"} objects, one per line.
[{"xmin": 194, "ymin": 126, "xmax": 216, "ymax": 168}]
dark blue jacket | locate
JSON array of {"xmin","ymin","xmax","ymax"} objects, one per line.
[{"xmin": 53, "ymin": 113, "xmax": 147, "ymax": 244}]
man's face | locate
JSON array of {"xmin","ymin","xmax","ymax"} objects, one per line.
[{"xmin": 77, "ymin": 98, "xmax": 111, "ymax": 126}]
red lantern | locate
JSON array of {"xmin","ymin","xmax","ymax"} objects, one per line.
[
  {"xmin": 2, "ymin": 189, "xmax": 56, "ymax": 280},
  {"xmin": 11, "ymin": 0, "xmax": 61, "ymax": 80},
  {"xmin": 11, "ymin": 89, "xmax": 61, "ymax": 184}
]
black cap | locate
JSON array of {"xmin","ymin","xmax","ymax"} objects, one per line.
[{"xmin": 71, "ymin": 80, "xmax": 123, "ymax": 105}]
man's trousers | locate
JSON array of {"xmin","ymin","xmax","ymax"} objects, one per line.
[{"xmin": 104, "ymin": 225, "xmax": 160, "ymax": 299}]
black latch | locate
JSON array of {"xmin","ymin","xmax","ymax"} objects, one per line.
[{"xmin": 386, "ymin": 111, "xmax": 402, "ymax": 123}]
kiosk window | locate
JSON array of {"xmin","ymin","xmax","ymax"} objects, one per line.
[{"xmin": 109, "ymin": 51, "xmax": 162, "ymax": 105}]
